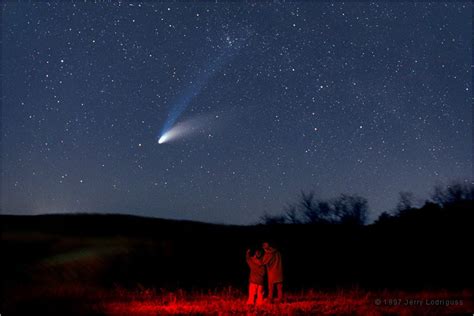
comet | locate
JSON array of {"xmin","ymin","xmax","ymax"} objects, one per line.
[
  {"xmin": 157, "ymin": 116, "xmax": 209, "ymax": 144},
  {"xmin": 157, "ymin": 32, "xmax": 250, "ymax": 144}
]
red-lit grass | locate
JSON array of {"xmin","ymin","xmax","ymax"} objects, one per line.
[
  {"xmin": 99, "ymin": 287, "xmax": 473, "ymax": 315},
  {"xmin": 5, "ymin": 281, "xmax": 472, "ymax": 315}
]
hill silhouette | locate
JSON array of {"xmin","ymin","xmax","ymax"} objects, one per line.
[{"xmin": 2, "ymin": 203, "xmax": 472, "ymax": 291}]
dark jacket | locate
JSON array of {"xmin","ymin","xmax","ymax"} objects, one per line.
[
  {"xmin": 246, "ymin": 252, "xmax": 265, "ymax": 285},
  {"xmin": 262, "ymin": 248, "xmax": 283, "ymax": 283}
]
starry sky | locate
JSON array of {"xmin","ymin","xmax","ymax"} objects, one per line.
[{"xmin": 2, "ymin": 2, "xmax": 472, "ymax": 224}]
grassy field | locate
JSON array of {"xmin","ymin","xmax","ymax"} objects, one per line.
[
  {"xmin": 97, "ymin": 287, "xmax": 472, "ymax": 315},
  {"xmin": 5, "ymin": 283, "xmax": 472, "ymax": 315}
]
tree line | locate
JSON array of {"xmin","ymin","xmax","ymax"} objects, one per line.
[{"xmin": 260, "ymin": 180, "xmax": 473, "ymax": 225}]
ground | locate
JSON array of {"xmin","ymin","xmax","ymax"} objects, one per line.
[
  {"xmin": 15, "ymin": 287, "xmax": 462, "ymax": 315},
  {"xmin": 98, "ymin": 287, "xmax": 471, "ymax": 315},
  {"xmin": 5, "ymin": 282, "xmax": 473, "ymax": 315}
]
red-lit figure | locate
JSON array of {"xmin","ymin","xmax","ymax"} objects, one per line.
[
  {"xmin": 262, "ymin": 242, "xmax": 284, "ymax": 302},
  {"xmin": 246, "ymin": 248, "xmax": 265, "ymax": 305}
]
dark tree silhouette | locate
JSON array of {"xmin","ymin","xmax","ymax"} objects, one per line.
[
  {"xmin": 374, "ymin": 211, "xmax": 393, "ymax": 224},
  {"xmin": 396, "ymin": 191, "xmax": 415, "ymax": 213},
  {"xmin": 298, "ymin": 191, "xmax": 335, "ymax": 224},
  {"xmin": 284, "ymin": 204, "xmax": 301, "ymax": 224},
  {"xmin": 260, "ymin": 212, "xmax": 286, "ymax": 225},
  {"xmin": 299, "ymin": 191, "xmax": 315, "ymax": 222},
  {"xmin": 375, "ymin": 180, "xmax": 473, "ymax": 225},
  {"xmin": 263, "ymin": 191, "xmax": 368, "ymax": 225},
  {"xmin": 333, "ymin": 194, "xmax": 368, "ymax": 225},
  {"xmin": 263, "ymin": 181, "xmax": 472, "ymax": 226},
  {"xmin": 431, "ymin": 180, "xmax": 474, "ymax": 206}
]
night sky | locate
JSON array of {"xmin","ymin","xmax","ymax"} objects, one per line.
[{"xmin": 2, "ymin": 2, "xmax": 472, "ymax": 224}]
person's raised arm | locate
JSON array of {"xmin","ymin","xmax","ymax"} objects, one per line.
[{"xmin": 246, "ymin": 249, "xmax": 252, "ymax": 264}]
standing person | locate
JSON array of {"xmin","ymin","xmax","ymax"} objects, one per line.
[
  {"xmin": 245, "ymin": 248, "xmax": 265, "ymax": 305},
  {"xmin": 262, "ymin": 242, "xmax": 283, "ymax": 302}
]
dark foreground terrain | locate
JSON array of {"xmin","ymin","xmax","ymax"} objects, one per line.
[{"xmin": 1, "ymin": 200, "xmax": 473, "ymax": 315}]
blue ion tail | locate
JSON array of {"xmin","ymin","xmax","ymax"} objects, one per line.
[{"xmin": 158, "ymin": 41, "xmax": 244, "ymax": 143}]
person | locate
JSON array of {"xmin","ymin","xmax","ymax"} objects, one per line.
[
  {"xmin": 245, "ymin": 248, "xmax": 265, "ymax": 305},
  {"xmin": 261, "ymin": 242, "xmax": 283, "ymax": 302}
]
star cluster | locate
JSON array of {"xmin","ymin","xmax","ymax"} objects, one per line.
[{"xmin": 2, "ymin": 2, "xmax": 471, "ymax": 224}]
